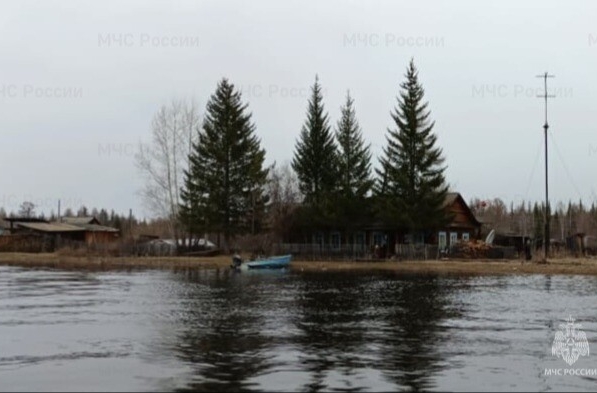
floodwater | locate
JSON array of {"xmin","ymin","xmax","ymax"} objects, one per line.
[{"xmin": 1, "ymin": 265, "xmax": 596, "ymax": 392}]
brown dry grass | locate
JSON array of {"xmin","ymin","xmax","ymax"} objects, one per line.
[
  {"xmin": 1, "ymin": 252, "xmax": 597, "ymax": 275},
  {"xmin": 0, "ymin": 252, "xmax": 230, "ymax": 271}
]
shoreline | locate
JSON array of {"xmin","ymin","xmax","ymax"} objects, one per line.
[{"xmin": 1, "ymin": 252, "xmax": 597, "ymax": 275}]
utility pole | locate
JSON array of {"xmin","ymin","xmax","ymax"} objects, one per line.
[
  {"xmin": 129, "ymin": 208, "xmax": 133, "ymax": 240},
  {"xmin": 536, "ymin": 72, "xmax": 555, "ymax": 262}
]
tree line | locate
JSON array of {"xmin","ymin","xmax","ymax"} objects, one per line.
[
  {"xmin": 471, "ymin": 198, "xmax": 597, "ymax": 242},
  {"xmin": 135, "ymin": 58, "xmax": 450, "ymax": 251}
]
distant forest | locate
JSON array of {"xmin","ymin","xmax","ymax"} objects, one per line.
[{"xmin": 470, "ymin": 198, "xmax": 597, "ymax": 241}]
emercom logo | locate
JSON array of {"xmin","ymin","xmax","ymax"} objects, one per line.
[
  {"xmin": 552, "ymin": 316, "xmax": 590, "ymax": 366},
  {"xmin": 544, "ymin": 316, "xmax": 596, "ymax": 377}
]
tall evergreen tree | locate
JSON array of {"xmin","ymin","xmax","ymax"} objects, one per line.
[
  {"xmin": 179, "ymin": 78, "xmax": 268, "ymax": 250},
  {"xmin": 334, "ymin": 91, "xmax": 373, "ymax": 238},
  {"xmin": 376, "ymin": 59, "xmax": 449, "ymax": 235},
  {"xmin": 292, "ymin": 76, "xmax": 338, "ymax": 207},
  {"xmin": 335, "ymin": 91, "xmax": 373, "ymax": 200},
  {"xmin": 179, "ymin": 158, "xmax": 209, "ymax": 241}
]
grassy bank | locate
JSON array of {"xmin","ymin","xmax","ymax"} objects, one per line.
[{"xmin": 1, "ymin": 252, "xmax": 597, "ymax": 275}]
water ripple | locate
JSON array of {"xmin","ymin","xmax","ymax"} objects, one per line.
[{"xmin": 1, "ymin": 266, "xmax": 597, "ymax": 391}]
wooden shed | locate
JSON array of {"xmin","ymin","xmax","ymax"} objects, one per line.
[{"xmin": 6, "ymin": 216, "xmax": 119, "ymax": 245}]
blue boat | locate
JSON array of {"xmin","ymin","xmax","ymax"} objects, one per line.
[{"xmin": 231, "ymin": 254, "xmax": 292, "ymax": 270}]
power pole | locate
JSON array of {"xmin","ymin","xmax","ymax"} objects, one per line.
[
  {"xmin": 536, "ymin": 72, "xmax": 555, "ymax": 262},
  {"xmin": 129, "ymin": 208, "xmax": 133, "ymax": 240}
]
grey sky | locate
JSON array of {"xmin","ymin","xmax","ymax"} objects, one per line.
[{"xmin": 1, "ymin": 0, "xmax": 596, "ymax": 218}]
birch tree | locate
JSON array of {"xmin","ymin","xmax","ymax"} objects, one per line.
[{"xmin": 136, "ymin": 99, "xmax": 200, "ymax": 240}]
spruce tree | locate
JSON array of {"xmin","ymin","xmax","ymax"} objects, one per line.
[
  {"xmin": 292, "ymin": 76, "xmax": 338, "ymax": 220},
  {"xmin": 179, "ymin": 78, "xmax": 268, "ymax": 250},
  {"xmin": 376, "ymin": 59, "xmax": 449, "ymax": 235},
  {"xmin": 336, "ymin": 91, "xmax": 373, "ymax": 200},
  {"xmin": 179, "ymin": 154, "xmax": 209, "ymax": 240},
  {"xmin": 335, "ymin": 91, "xmax": 373, "ymax": 237}
]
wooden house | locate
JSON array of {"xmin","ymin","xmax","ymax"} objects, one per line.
[
  {"xmin": 436, "ymin": 192, "xmax": 483, "ymax": 250},
  {"xmin": 281, "ymin": 192, "xmax": 481, "ymax": 257}
]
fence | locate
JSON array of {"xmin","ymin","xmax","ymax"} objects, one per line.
[
  {"xmin": 394, "ymin": 244, "xmax": 440, "ymax": 260},
  {"xmin": 272, "ymin": 243, "xmax": 372, "ymax": 260},
  {"xmin": 0, "ymin": 234, "xmax": 136, "ymax": 255},
  {"xmin": 273, "ymin": 242, "xmax": 519, "ymax": 261},
  {"xmin": 0, "ymin": 234, "xmax": 54, "ymax": 253},
  {"xmin": 273, "ymin": 243, "xmax": 440, "ymax": 260}
]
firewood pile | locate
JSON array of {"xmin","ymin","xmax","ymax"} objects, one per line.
[{"xmin": 450, "ymin": 240, "xmax": 493, "ymax": 258}]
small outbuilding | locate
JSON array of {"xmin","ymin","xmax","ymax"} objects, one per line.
[{"xmin": 4, "ymin": 216, "xmax": 119, "ymax": 246}]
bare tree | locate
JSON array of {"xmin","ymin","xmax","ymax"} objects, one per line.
[
  {"xmin": 470, "ymin": 197, "xmax": 510, "ymax": 235},
  {"xmin": 135, "ymin": 99, "xmax": 200, "ymax": 241},
  {"xmin": 266, "ymin": 161, "xmax": 301, "ymax": 241},
  {"xmin": 77, "ymin": 205, "xmax": 89, "ymax": 217},
  {"xmin": 18, "ymin": 201, "xmax": 36, "ymax": 218}
]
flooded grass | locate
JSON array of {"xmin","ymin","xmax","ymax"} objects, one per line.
[{"xmin": 1, "ymin": 252, "xmax": 597, "ymax": 275}]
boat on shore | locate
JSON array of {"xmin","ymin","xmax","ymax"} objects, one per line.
[{"xmin": 231, "ymin": 254, "xmax": 292, "ymax": 271}]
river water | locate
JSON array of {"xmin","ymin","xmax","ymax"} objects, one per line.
[{"xmin": 1, "ymin": 265, "xmax": 596, "ymax": 391}]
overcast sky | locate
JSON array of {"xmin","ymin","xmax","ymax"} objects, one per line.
[{"xmin": 1, "ymin": 0, "xmax": 596, "ymax": 218}]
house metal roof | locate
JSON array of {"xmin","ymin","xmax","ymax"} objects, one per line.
[
  {"xmin": 60, "ymin": 216, "xmax": 100, "ymax": 225},
  {"xmin": 15, "ymin": 222, "xmax": 119, "ymax": 233},
  {"xmin": 16, "ymin": 222, "xmax": 85, "ymax": 233}
]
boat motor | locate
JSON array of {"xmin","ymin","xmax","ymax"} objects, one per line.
[{"xmin": 231, "ymin": 254, "xmax": 243, "ymax": 269}]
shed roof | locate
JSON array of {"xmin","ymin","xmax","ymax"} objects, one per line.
[
  {"xmin": 61, "ymin": 216, "xmax": 100, "ymax": 225},
  {"xmin": 15, "ymin": 222, "xmax": 119, "ymax": 233},
  {"xmin": 16, "ymin": 222, "xmax": 85, "ymax": 233},
  {"xmin": 4, "ymin": 217, "xmax": 49, "ymax": 223}
]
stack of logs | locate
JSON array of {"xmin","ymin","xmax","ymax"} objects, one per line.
[{"xmin": 450, "ymin": 240, "xmax": 493, "ymax": 259}]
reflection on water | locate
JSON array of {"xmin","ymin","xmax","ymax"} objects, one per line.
[{"xmin": 1, "ymin": 265, "xmax": 597, "ymax": 391}]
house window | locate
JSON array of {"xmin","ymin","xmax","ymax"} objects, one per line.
[
  {"xmin": 438, "ymin": 231, "xmax": 447, "ymax": 249},
  {"xmin": 414, "ymin": 231, "xmax": 425, "ymax": 245},
  {"xmin": 331, "ymin": 232, "xmax": 341, "ymax": 250},
  {"xmin": 373, "ymin": 232, "xmax": 385, "ymax": 247},
  {"xmin": 450, "ymin": 232, "xmax": 458, "ymax": 246},
  {"xmin": 462, "ymin": 232, "xmax": 470, "ymax": 241},
  {"xmin": 355, "ymin": 232, "xmax": 365, "ymax": 250},
  {"xmin": 313, "ymin": 232, "xmax": 324, "ymax": 248}
]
